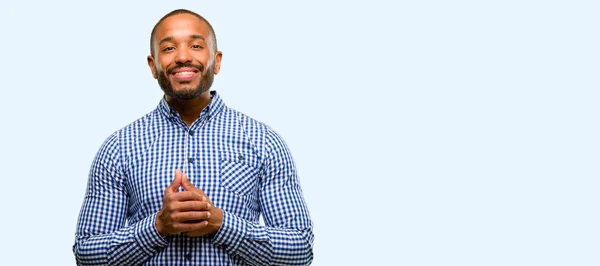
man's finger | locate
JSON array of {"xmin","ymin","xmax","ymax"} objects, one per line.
[
  {"xmin": 172, "ymin": 211, "xmax": 211, "ymax": 222},
  {"xmin": 181, "ymin": 172, "xmax": 198, "ymax": 191},
  {"xmin": 180, "ymin": 172, "xmax": 211, "ymax": 203},
  {"xmin": 172, "ymin": 220, "xmax": 209, "ymax": 232},
  {"xmin": 168, "ymin": 191, "xmax": 204, "ymax": 202},
  {"xmin": 165, "ymin": 169, "xmax": 183, "ymax": 195},
  {"xmin": 172, "ymin": 200, "xmax": 212, "ymax": 212}
]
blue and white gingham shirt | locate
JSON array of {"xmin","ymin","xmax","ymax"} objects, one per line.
[{"xmin": 73, "ymin": 91, "xmax": 313, "ymax": 265}]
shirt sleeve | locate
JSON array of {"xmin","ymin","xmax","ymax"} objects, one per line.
[
  {"xmin": 212, "ymin": 128, "xmax": 314, "ymax": 266},
  {"xmin": 73, "ymin": 133, "xmax": 168, "ymax": 265}
]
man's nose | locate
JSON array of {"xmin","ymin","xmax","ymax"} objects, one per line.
[{"xmin": 175, "ymin": 48, "xmax": 192, "ymax": 64}]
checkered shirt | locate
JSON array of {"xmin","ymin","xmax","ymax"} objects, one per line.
[{"xmin": 73, "ymin": 91, "xmax": 314, "ymax": 265}]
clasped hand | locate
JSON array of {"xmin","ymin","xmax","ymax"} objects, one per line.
[{"xmin": 155, "ymin": 169, "xmax": 223, "ymax": 237}]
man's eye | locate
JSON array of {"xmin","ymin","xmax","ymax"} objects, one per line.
[
  {"xmin": 191, "ymin": 44, "xmax": 202, "ymax": 49},
  {"xmin": 163, "ymin": 47, "xmax": 175, "ymax": 51}
]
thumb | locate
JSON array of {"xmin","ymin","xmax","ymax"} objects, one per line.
[
  {"xmin": 165, "ymin": 169, "xmax": 183, "ymax": 195},
  {"xmin": 181, "ymin": 173, "xmax": 208, "ymax": 201},
  {"xmin": 181, "ymin": 172, "xmax": 196, "ymax": 191}
]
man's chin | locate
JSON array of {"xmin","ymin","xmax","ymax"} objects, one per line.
[
  {"xmin": 172, "ymin": 86, "xmax": 197, "ymax": 93},
  {"xmin": 162, "ymin": 86, "xmax": 207, "ymax": 100},
  {"xmin": 171, "ymin": 91, "xmax": 200, "ymax": 100}
]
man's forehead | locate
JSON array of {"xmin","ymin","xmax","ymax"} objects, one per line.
[{"xmin": 155, "ymin": 13, "xmax": 210, "ymax": 40}]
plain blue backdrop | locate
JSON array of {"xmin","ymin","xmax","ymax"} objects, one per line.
[{"xmin": 0, "ymin": 0, "xmax": 598, "ymax": 265}]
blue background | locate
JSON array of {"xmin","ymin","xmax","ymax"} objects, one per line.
[{"xmin": 0, "ymin": 0, "xmax": 598, "ymax": 265}]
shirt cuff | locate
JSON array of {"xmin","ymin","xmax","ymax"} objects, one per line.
[
  {"xmin": 211, "ymin": 211, "xmax": 247, "ymax": 253},
  {"xmin": 134, "ymin": 213, "xmax": 169, "ymax": 255}
]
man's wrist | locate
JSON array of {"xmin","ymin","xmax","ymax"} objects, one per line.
[{"xmin": 155, "ymin": 211, "xmax": 167, "ymax": 236}]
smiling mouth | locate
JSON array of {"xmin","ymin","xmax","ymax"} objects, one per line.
[
  {"xmin": 174, "ymin": 71, "xmax": 197, "ymax": 78},
  {"xmin": 171, "ymin": 68, "xmax": 200, "ymax": 81}
]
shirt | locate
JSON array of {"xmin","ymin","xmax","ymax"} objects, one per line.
[{"xmin": 73, "ymin": 91, "xmax": 314, "ymax": 265}]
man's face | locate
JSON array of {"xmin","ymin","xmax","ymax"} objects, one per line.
[{"xmin": 147, "ymin": 13, "xmax": 222, "ymax": 100}]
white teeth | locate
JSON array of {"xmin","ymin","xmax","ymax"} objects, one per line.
[{"xmin": 175, "ymin": 71, "xmax": 195, "ymax": 75}]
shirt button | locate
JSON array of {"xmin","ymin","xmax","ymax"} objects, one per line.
[
  {"xmin": 188, "ymin": 158, "xmax": 195, "ymax": 163},
  {"xmin": 184, "ymin": 253, "xmax": 191, "ymax": 260},
  {"xmin": 189, "ymin": 130, "xmax": 195, "ymax": 136}
]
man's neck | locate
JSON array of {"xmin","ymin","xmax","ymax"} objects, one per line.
[{"xmin": 165, "ymin": 91, "xmax": 211, "ymax": 127}]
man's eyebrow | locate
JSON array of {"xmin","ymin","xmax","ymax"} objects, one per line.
[
  {"xmin": 158, "ymin": 35, "xmax": 205, "ymax": 46},
  {"xmin": 158, "ymin": 36, "xmax": 174, "ymax": 46},
  {"xmin": 189, "ymin": 35, "xmax": 206, "ymax": 41}
]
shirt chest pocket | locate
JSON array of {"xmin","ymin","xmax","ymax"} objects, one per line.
[{"xmin": 219, "ymin": 151, "xmax": 261, "ymax": 196}]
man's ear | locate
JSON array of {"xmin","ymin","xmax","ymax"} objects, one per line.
[
  {"xmin": 213, "ymin": 51, "xmax": 223, "ymax": 75},
  {"xmin": 147, "ymin": 55, "xmax": 157, "ymax": 79}
]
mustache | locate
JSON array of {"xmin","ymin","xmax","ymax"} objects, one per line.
[{"xmin": 166, "ymin": 63, "xmax": 204, "ymax": 75}]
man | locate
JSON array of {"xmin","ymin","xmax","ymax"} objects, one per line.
[{"xmin": 73, "ymin": 9, "xmax": 313, "ymax": 265}]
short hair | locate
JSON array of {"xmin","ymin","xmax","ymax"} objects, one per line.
[{"xmin": 150, "ymin": 9, "xmax": 218, "ymax": 57}]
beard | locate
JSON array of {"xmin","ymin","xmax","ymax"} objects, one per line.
[{"xmin": 157, "ymin": 62, "xmax": 214, "ymax": 100}]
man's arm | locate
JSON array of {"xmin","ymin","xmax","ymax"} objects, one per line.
[
  {"xmin": 73, "ymin": 133, "xmax": 168, "ymax": 265},
  {"xmin": 211, "ymin": 129, "xmax": 314, "ymax": 266}
]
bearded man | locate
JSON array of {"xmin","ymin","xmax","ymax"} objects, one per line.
[{"xmin": 73, "ymin": 9, "xmax": 314, "ymax": 266}]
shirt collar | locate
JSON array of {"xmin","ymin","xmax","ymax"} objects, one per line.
[{"xmin": 158, "ymin": 91, "xmax": 226, "ymax": 122}]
